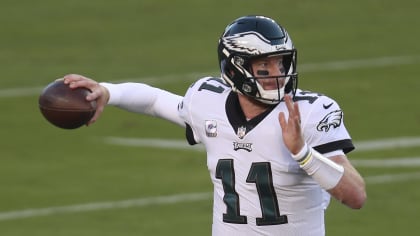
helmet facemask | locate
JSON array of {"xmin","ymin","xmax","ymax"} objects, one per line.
[{"xmin": 220, "ymin": 41, "xmax": 297, "ymax": 105}]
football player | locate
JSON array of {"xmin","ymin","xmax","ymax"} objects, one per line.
[{"xmin": 64, "ymin": 15, "xmax": 366, "ymax": 236}]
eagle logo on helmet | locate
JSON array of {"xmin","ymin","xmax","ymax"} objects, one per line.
[
  {"xmin": 222, "ymin": 32, "xmax": 275, "ymax": 55},
  {"xmin": 316, "ymin": 110, "xmax": 343, "ymax": 132}
]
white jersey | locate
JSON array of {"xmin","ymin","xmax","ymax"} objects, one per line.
[{"xmin": 178, "ymin": 77, "xmax": 354, "ymax": 236}]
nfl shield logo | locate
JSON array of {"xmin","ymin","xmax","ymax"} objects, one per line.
[{"xmin": 237, "ymin": 126, "xmax": 246, "ymax": 139}]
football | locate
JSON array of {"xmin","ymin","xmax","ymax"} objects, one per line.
[{"xmin": 38, "ymin": 80, "xmax": 97, "ymax": 129}]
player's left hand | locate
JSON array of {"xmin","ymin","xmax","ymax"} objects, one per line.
[{"xmin": 278, "ymin": 94, "xmax": 305, "ymax": 155}]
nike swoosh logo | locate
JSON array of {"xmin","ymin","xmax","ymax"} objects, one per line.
[{"xmin": 323, "ymin": 102, "xmax": 334, "ymax": 109}]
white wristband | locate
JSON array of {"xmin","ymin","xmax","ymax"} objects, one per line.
[
  {"xmin": 292, "ymin": 143, "xmax": 344, "ymax": 190},
  {"xmin": 291, "ymin": 143, "xmax": 311, "ymax": 163}
]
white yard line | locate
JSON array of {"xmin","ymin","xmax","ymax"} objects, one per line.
[
  {"xmin": 351, "ymin": 157, "xmax": 420, "ymax": 167},
  {"xmin": 0, "ymin": 192, "xmax": 212, "ymax": 221},
  {"xmin": 1, "ymin": 55, "xmax": 420, "ymax": 98},
  {"xmin": 104, "ymin": 137, "xmax": 204, "ymax": 151},
  {"xmin": 299, "ymin": 55, "xmax": 420, "ymax": 72},
  {"xmin": 355, "ymin": 137, "xmax": 420, "ymax": 151},
  {"xmin": 364, "ymin": 172, "xmax": 420, "ymax": 184},
  {"xmin": 104, "ymin": 136, "xmax": 420, "ymax": 153},
  {"xmin": 2, "ymin": 134, "xmax": 420, "ymax": 221},
  {"xmin": 0, "ymin": 171, "xmax": 420, "ymax": 221}
]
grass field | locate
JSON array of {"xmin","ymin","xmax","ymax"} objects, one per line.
[{"xmin": 1, "ymin": 0, "xmax": 420, "ymax": 235}]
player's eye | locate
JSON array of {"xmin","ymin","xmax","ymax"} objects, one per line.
[
  {"xmin": 279, "ymin": 67, "xmax": 286, "ymax": 74},
  {"xmin": 257, "ymin": 62, "xmax": 269, "ymax": 68}
]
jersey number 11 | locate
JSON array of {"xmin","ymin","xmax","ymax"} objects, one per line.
[{"xmin": 216, "ymin": 159, "xmax": 288, "ymax": 226}]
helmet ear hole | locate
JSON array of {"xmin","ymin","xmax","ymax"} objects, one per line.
[{"xmin": 242, "ymin": 81, "xmax": 257, "ymax": 95}]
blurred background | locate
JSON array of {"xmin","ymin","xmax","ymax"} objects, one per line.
[{"xmin": 1, "ymin": 0, "xmax": 419, "ymax": 235}]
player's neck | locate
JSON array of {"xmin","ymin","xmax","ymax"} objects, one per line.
[{"xmin": 237, "ymin": 94, "xmax": 271, "ymax": 120}]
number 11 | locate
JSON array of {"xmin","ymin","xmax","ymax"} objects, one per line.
[{"xmin": 215, "ymin": 159, "xmax": 288, "ymax": 226}]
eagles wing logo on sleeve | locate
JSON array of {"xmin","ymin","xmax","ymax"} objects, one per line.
[
  {"xmin": 316, "ymin": 110, "xmax": 343, "ymax": 132},
  {"xmin": 222, "ymin": 32, "xmax": 280, "ymax": 55}
]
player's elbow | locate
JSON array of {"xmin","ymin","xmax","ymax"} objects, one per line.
[
  {"xmin": 349, "ymin": 192, "xmax": 367, "ymax": 209},
  {"xmin": 332, "ymin": 179, "xmax": 367, "ymax": 209},
  {"xmin": 344, "ymin": 185, "xmax": 367, "ymax": 209}
]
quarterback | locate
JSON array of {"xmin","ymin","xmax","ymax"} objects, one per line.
[{"xmin": 64, "ymin": 15, "xmax": 366, "ymax": 235}]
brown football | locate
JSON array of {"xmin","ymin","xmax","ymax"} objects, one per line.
[{"xmin": 38, "ymin": 80, "xmax": 97, "ymax": 129}]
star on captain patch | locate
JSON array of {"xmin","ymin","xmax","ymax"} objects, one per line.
[
  {"xmin": 237, "ymin": 126, "xmax": 246, "ymax": 139},
  {"xmin": 205, "ymin": 120, "xmax": 217, "ymax": 137}
]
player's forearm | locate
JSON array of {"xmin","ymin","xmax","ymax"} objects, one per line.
[
  {"xmin": 292, "ymin": 144, "xmax": 366, "ymax": 209},
  {"xmin": 100, "ymin": 82, "xmax": 185, "ymax": 127},
  {"xmin": 328, "ymin": 156, "xmax": 367, "ymax": 209}
]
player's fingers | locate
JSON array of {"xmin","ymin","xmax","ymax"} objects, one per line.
[
  {"xmin": 86, "ymin": 84, "xmax": 108, "ymax": 102},
  {"xmin": 294, "ymin": 102, "xmax": 301, "ymax": 125},
  {"xmin": 85, "ymin": 87, "xmax": 101, "ymax": 101},
  {"xmin": 63, "ymin": 74, "xmax": 95, "ymax": 90},
  {"xmin": 87, "ymin": 107, "xmax": 103, "ymax": 126},
  {"xmin": 66, "ymin": 78, "xmax": 100, "ymax": 95},
  {"xmin": 85, "ymin": 102, "xmax": 104, "ymax": 126},
  {"xmin": 285, "ymin": 95, "xmax": 302, "ymax": 127},
  {"xmin": 284, "ymin": 95, "xmax": 295, "ymax": 117},
  {"xmin": 283, "ymin": 96, "xmax": 295, "ymax": 123},
  {"xmin": 87, "ymin": 87, "xmax": 109, "ymax": 126},
  {"xmin": 278, "ymin": 112, "xmax": 286, "ymax": 129},
  {"xmin": 63, "ymin": 74, "xmax": 88, "ymax": 83}
]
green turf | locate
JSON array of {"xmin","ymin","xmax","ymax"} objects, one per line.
[{"xmin": 1, "ymin": 0, "xmax": 420, "ymax": 235}]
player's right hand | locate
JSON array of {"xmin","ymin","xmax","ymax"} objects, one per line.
[
  {"xmin": 63, "ymin": 74, "xmax": 109, "ymax": 125},
  {"xmin": 278, "ymin": 94, "xmax": 305, "ymax": 155}
]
